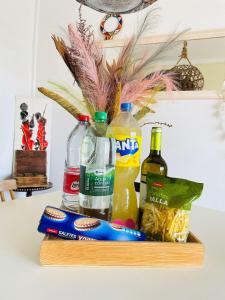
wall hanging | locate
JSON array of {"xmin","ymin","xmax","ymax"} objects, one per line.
[
  {"xmin": 75, "ymin": 0, "xmax": 157, "ymax": 14},
  {"xmin": 100, "ymin": 14, "xmax": 123, "ymax": 40},
  {"xmin": 171, "ymin": 41, "xmax": 204, "ymax": 91}
]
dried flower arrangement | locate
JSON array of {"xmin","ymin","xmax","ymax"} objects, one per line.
[{"xmin": 38, "ymin": 8, "xmax": 180, "ymax": 125}]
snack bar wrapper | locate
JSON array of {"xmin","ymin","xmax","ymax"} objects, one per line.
[{"xmin": 38, "ymin": 206, "xmax": 146, "ymax": 241}]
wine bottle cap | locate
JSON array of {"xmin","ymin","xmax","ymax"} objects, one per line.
[{"xmin": 152, "ymin": 127, "xmax": 162, "ymax": 133}]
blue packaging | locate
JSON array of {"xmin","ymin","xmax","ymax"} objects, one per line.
[{"xmin": 38, "ymin": 206, "xmax": 146, "ymax": 241}]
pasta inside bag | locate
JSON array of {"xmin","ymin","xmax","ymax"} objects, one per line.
[{"xmin": 141, "ymin": 174, "xmax": 204, "ymax": 242}]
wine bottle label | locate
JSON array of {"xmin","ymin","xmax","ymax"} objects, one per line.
[
  {"xmin": 63, "ymin": 168, "xmax": 80, "ymax": 195},
  {"xmin": 79, "ymin": 165, "xmax": 115, "ymax": 196},
  {"xmin": 112, "ymin": 135, "xmax": 142, "ymax": 167}
]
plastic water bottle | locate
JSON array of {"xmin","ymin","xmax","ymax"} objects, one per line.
[
  {"xmin": 79, "ymin": 112, "xmax": 116, "ymax": 221},
  {"xmin": 107, "ymin": 103, "xmax": 142, "ymax": 229},
  {"xmin": 62, "ymin": 115, "xmax": 90, "ymax": 211}
]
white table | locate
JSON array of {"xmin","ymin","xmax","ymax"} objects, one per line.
[{"xmin": 0, "ymin": 192, "xmax": 225, "ymax": 300}]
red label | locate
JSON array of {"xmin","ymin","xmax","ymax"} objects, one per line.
[
  {"xmin": 47, "ymin": 228, "xmax": 58, "ymax": 235},
  {"xmin": 152, "ymin": 182, "xmax": 164, "ymax": 188},
  {"xmin": 63, "ymin": 168, "xmax": 80, "ymax": 194}
]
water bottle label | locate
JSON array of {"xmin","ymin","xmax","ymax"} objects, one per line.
[
  {"xmin": 80, "ymin": 165, "xmax": 115, "ymax": 196},
  {"xmin": 114, "ymin": 135, "xmax": 142, "ymax": 167},
  {"xmin": 63, "ymin": 168, "xmax": 80, "ymax": 195}
]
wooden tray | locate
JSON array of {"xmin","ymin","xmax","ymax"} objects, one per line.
[{"xmin": 40, "ymin": 232, "xmax": 204, "ymax": 267}]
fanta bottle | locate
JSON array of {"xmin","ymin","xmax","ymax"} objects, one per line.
[{"xmin": 107, "ymin": 103, "xmax": 142, "ymax": 229}]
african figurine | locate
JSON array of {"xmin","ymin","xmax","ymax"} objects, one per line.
[
  {"xmin": 20, "ymin": 103, "xmax": 34, "ymax": 151},
  {"xmin": 35, "ymin": 112, "xmax": 48, "ymax": 151}
]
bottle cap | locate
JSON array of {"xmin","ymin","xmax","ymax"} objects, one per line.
[
  {"xmin": 121, "ymin": 103, "xmax": 132, "ymax": 112},
  {"xmin": 152, "ymin": 127, "xmax": 162, "ymax": 133},
  {"xmin": 95, "ymin": 112, "xmax": 107, "ymax": 122},
  {"xmin": 78, "ymin": 115, "xmax": 90, "ymax": 122}
]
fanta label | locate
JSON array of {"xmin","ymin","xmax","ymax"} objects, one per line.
[{"xmin": 114, "ymin": 135, "xmax": 142, "ymax": 167}]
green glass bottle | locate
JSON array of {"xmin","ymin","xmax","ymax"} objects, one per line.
[{"xmin": 139, "ymin": 127, "xmax": 168, "ymax": 217}]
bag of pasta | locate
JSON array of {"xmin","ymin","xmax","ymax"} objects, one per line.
[{"xmin": 141, "ymin": 173, "xmax": 204, "ymax": 243}]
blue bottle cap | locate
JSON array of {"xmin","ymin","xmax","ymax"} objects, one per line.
[{"xmin": 121, "ymin": 103, "xmax": 132, "ymax": 112}]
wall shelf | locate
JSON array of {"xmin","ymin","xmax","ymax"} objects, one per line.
[
  {"xmin": 100, "ymin": 28, "xmax": 225, "ymax": 48},
  {"xmin": 156, "ymin": 90, "xmax": 222, "ymax": 100}
]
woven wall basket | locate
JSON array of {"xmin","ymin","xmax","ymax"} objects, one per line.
[
  {"xmin": 75, "ymin": 0, "xmax": 157, "ymax": 14},
  {"xmin": 171, "ymin": 41, "xmax": 204, "ymax": 91}
]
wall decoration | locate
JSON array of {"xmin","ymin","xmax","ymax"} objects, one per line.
[
  {"xmin": 75, "ymin": 0, "xmax": 157, "ymax": 14},
  {"xmin": 100, "ymin": 14, "xmax": 123, "ymax": 40},
  {"xmin": 35, "ymin": 110, "xmax": 48, "ymax": 151},
  {"xmin": 171, "ymin": 41, "xmax": 205, "ymax": 91},
  {"xmin": 13, "ymin": 97, "xmax": 52, "ymax": 188},
  {"xmin": 20, "ymin": 103, "xmax": 35, "ymax": 151}
]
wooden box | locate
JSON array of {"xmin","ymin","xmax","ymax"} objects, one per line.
[
  {"xmin": 14, "ymin": 150, "xmax": 47, "ymax": 187},
  {"xmin": 40, "ymin": 233, "xmax": 204, "ymax": 267},
  {"xmin": 15, "ymin": 176, "xmax": 48, "ymax": 188}
]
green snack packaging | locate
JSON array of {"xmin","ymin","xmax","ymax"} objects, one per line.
[{"xmin": 141, "ymin": 173, "xmax": 204, "ymax": 242}]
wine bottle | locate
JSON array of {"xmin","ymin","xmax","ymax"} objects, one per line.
[{"xmin": 139, "ymin": 127, "xmax": 168, "ymax": 216}]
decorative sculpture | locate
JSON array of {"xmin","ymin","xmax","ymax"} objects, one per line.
[
  {"xmin": 171, "ymin": 41, "xmax": 204, "ymax": 91},
  {"xmin": 15, "ymin": 102, "xmax": 48, "ymax": 188},
  {"xmin": 20, "ymin": 103, "xmax": 34, "ymax": 151},
  {"xmin": 35, "ymin": 111, "xmax": 48, "ymax": 151}
]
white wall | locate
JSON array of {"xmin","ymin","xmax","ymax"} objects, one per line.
[
  {"xmin": 0, "ymin": 0, "xmax": 36, "ymax": 178},
  {"xmin": 1, "ymin": 0, "xmax": 225, "ymax": 210},
  {"xmin": 141, "ymin": 99, "xmax": 225, "ymax": 212}
]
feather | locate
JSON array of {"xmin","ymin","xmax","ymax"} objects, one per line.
[
  {"xmin": 121, "ymin": 71, "xmax": 177, "ymax": 103},
  {"xmin": 38, "ymin": 87, "xmax": 82, "ymax": 119},
  {"xmin": 48, "ymin": 81, "xmax": 82, "ymax": 102},
  {"xmin": 111, "ymin": 82, "xmax": 122, "ymax": 120},
  {"xmin": 134, "ymin": 106, "xmax": 155, "ymax": 121},
  {"xmin": 109, "ymin": 8, "xmax": 187, "ymax": 83},
  {"xmin": 52, "ymin": 35, "xmax": 80, "ymax": 83},
  {"xmin": 109, "ymin": 9, "xmax": 159, "ymax": 84},
  {"xmin": 47, "ymin": 81, "xmax": 90, "ymax": 115},
  {"xmin": 129, "ymin": 30, "xmax": 188, "ymax": 80},
  {"xmin": 133, "ymin": 88, "xmax": 159, "ymax": 121},
  {"xmin": 67, "ymin": 24, "xmax": 110, "ymax": 111},
  {"xmin": 76, "ymin": 5, "xmax": 104, "ymax": 67},
  {"xmin": 52, "ymin": 35, "xmax": 67, "ymax": 61}
]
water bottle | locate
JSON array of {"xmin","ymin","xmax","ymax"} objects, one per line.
[
  {"xmin": 107, "ymin": 103, "xmax": 142, "ymax": 229},
  {"xmin": 79, "ymin": 112, "xmax": 116, "ymax": 221},
  {"xmin": 62, "ymin": 115, "xmax": 90, "ymax": 211}
]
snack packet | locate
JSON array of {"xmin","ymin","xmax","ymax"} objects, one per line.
[
  {"xmin": 141, "ymin": 173, "xmax": 204, "ymax": 242},
  {"xmin": 38, "ymin": 206, "xmax": 146, "ymax": 241}
]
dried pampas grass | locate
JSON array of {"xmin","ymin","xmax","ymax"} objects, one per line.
[{"xmin": 38, "ymin": 7, "xmax": 181, "ymax": 123}]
